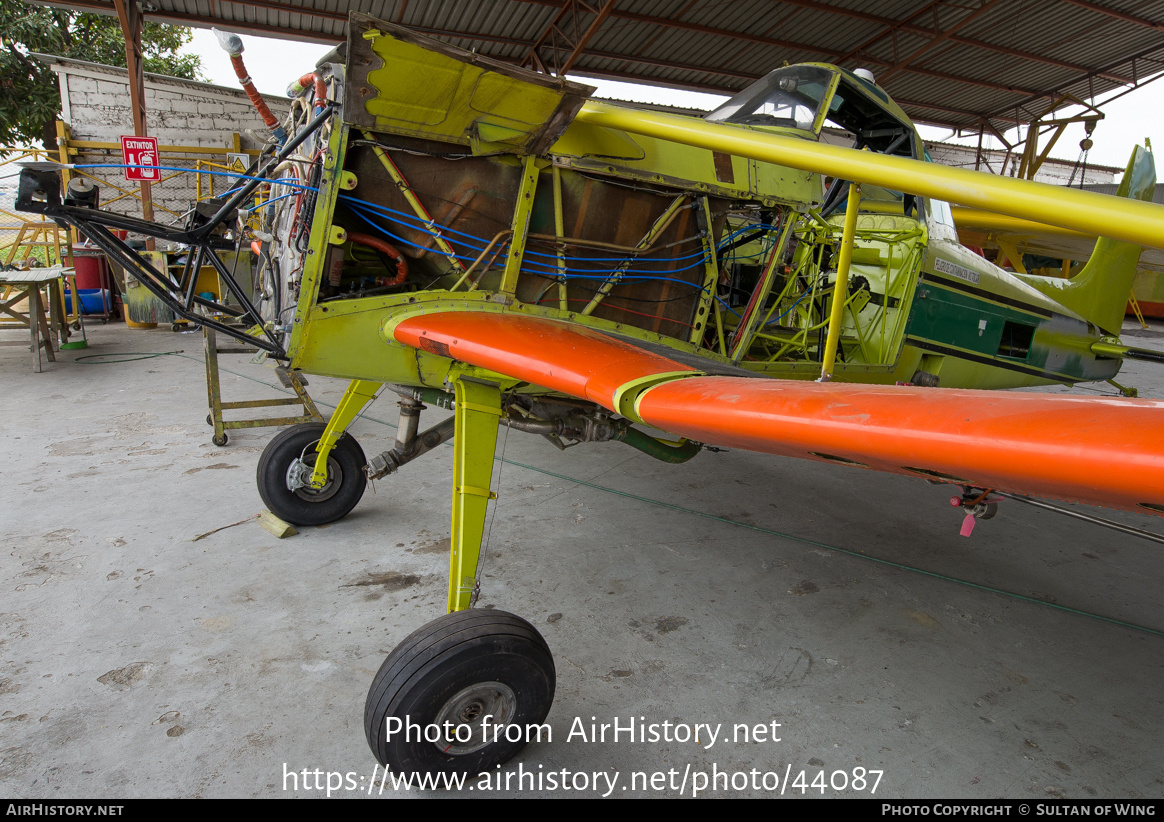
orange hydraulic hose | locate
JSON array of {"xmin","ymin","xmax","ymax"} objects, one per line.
[
  {"xmin": 348, "ymin": 231, "xmax": 409, "ymax": 286},
  {"xmin": 230, "ymin": 54, "xmax": 280, "ymax": 131},
  {"xmin": 289, "ymin": 72, "xmax": 328, "ymax": 109}
]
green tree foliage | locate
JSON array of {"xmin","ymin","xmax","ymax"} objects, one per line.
[{"xmin": 0, "ymin": 0, "xmax": 204, "ymax": 149}]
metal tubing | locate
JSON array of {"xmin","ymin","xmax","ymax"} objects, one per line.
[
  {"xmin": 499, "ymin": 155, "xmax": 540, "ymax": 294},
  {"xmin": 581, "ymin": 194, "xmax": 687, "ymax": 315},
  {"xmin": 63, "ymin": 222, "xmax": 261, "ymax": 349},
  {"xmin": 617, "ymin": 426, "xmax": 700, "ymax": 463},
  {"xmin": 729, "ymin": 217, "xmax": 795, "ymax": 361},
  {"xmin": 552, "ymin": 165, "xmax": 568, "ymax": 312},
  {"xmin": 395, "ymin": 398, "xmax": 423, "ymax": 450},
  {"xmin": 999, "ymin": 492, "xmax": 1164, "ymax": 546},
  {"xmin": 573, "ymin": 101, "xmax": 1164, "ymax": 250},
  {"xmin": 181, "ymin": 244, "xmax": 202, "ymax": 308},
  {"xmin": 203, "ymin": 246, "xmax": 276, "ymax": 341},
  {"xmin": 449, "ymin": 231, "xmax": 512, "ymax": 292},
  {"xmin": 359, "ymin": 130, "xmax": 465, "ymax": 275},
  {"xmin": 689, "ymin": 196, "xmax": 719, "ymax": 345},
  {"xmin": 499, "ymin": 416, "xmax": 561, "ymax": 435},
  {"xmin": 367, "ymin": 417, "xmax": 456, "ymax": 479},
  {"xmin": 819, "ymin": 183, "xmax": 861, "ymax": 381},
  {"xmin": 201, "ymin": 103, "xmax": 335, "ymax": 235}
]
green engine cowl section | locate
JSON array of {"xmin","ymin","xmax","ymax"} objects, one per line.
[
  {"xmin": 1013, "ymin": 145, "xmax": 1156, "ymax": 336},
  {"xmin": 904, "ymin": 275, "xmax": 1120, "ymax": 387}
]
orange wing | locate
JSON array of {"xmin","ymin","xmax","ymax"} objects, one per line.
[{"xmin": 393, "ymin": 311, "xmax": 1164, "ymax": 514}]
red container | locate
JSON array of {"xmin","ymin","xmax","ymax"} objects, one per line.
[{"xmin": 73, "ymin": 254, "xmax": 107, "ymax": 290}]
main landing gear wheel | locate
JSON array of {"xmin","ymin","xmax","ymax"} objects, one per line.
[
  {"xmin": 365, "ymin": 610, "xmax": 555, "ymax": 777},
  {"xmin": 256, "ymin": 422, "xmax": 366, "ymax": 526}
]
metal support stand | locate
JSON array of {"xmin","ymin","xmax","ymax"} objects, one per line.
[
  {"xmin": 1129, "ymin": 293, "xmax": 1149, "ymax": 330},
  {"xmin": 204, "ymin": 326, "xmax": 323, "ymax": 446}
]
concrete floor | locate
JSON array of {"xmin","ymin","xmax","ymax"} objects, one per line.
[{"xmin": 1, "ymin": 319, "xmax": 1162, "ymax": 799}]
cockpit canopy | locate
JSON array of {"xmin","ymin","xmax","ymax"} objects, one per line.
[
  {"xmin": 705, "ymin": 65, "xmax": 833, "ymax": 132},
  {"xmin": 706, "ymin": 64, "xmax": 917, "ymax": 160}
]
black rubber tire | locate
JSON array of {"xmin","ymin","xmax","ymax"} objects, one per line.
[
  {"xmin": 212, "ymin": 432, "xmax": 229, "ymax": 447},
  {"xmin": 365, "ymin": 610, "xmax": 555, "ymax": 777},
  {"xmin": 256, "ymin": 422, "xmax": 366, "ymax": 526},
  {"xmin": 206, "ymin": 414, "xmax": 214, "ymax": 427}
]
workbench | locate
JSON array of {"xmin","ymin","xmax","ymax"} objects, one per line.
[{"xmin": 0, "ymin": 266, "xmax": 71, "ymax": 372}]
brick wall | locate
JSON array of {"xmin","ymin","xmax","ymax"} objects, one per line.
[{"xmin": 41, "ymin": 55, "xmax": 294, "ymax": 221}]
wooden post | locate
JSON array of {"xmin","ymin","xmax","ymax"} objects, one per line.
[{"xmin": 112, "ymin": 0, "xmax": 156, "ymax": 249}]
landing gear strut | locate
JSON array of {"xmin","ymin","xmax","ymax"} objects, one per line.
[
  {"xmin": 255, "ymin": 375, "xmax": 559, "ymax": 777},
  {"xmin": 362, "ymin": 374, "xmax": 558, "ymax": 777}
]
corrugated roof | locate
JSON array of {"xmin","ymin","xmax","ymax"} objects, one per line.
[{"xmin": 28, "ymin": 0, "xmax": 1164, "ymax": 134}]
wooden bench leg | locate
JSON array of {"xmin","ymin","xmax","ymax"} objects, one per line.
[{"xmin": 28, "ymin": 286, "xmax": 42, "ymax": 373}]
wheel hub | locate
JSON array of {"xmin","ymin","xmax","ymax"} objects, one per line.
[
  {"xmin": 431, "ymin": 681, "xmax": 517, "ymax": 756},
  {"xmin": 285, "ymin": 454, "xmax": 342, "ymax": 502}
]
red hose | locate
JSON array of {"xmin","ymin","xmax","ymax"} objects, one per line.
[
  {"xmin": 348, "ymin": 232, "xmax": 409, "ymax": 287},
  {"xmin": 230, "ymin": 54, "xmax": 280, "ymax": 130},
  {"xmin": 291, "ymin": 73, "xmax": 328, "ymax": 109}
]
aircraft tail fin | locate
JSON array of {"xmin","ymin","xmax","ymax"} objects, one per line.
[{"xmin": 1015, "ymin": 145, "xmax": 1155, "ymax": 335}]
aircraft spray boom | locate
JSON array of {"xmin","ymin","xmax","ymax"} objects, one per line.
[{"xmin": 574, "ymin": 101, "xmax": 1162, "ymax": 252}]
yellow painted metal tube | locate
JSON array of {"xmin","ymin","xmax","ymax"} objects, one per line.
[
  {"xmin": 573, "ymin": 101, "xmax": 1164, "ymax": 251},
  {"xmin": 728, "ymin": 217, "xmax": 794, "ymax": 361},
  {"xmin": 581, "ymin": 193, "xmax": 687, "ymax": 315},
  {"xmin": 500, "ymin": 155, "xmax": 539, "ymax": 294},
  {"xmin": 819, "ymin": 184, "xmax": 860, "ymax": 381},
  {"xmin": 949, "ymin": 207, "xmax": 1092, "ymax": 240},
  {"xmin": 360, "ymin": 130, "xmax": 465, "ymax": 274},
  {"xmin": 552, "ymin": 165, "xmax": 568, "ymax": 312}
]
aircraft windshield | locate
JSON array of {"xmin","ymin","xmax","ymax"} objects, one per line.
[{"xmin": 705, "ymin": 66, "xmax": 833, "ymax": 131}]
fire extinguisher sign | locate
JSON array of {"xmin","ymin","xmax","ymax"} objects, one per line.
[{"xmin": 120, "ymin": 135, "xmax": 159, "ymax": 182}]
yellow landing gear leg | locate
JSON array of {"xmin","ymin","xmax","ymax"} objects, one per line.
[
  {"xmin": 309, "ymin": 379, "xmax": 382, "ymax": 489},
  {"xmin": 447, "ymin": 376, "xmax": 502, "ymax": 612},
  {"xmin": 256, "ymin": 379, "xmax": 381, "ymax": 527},
  {"xmin": 364, "ymin": 375, "xmax": 556, "ymax": 775}
]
